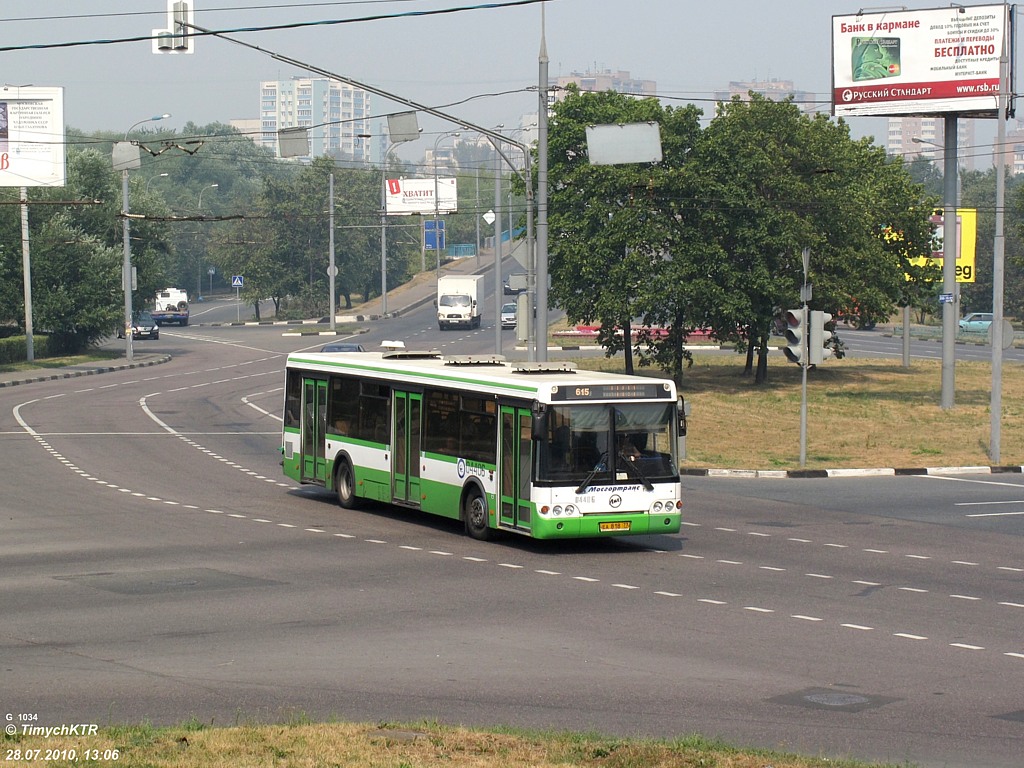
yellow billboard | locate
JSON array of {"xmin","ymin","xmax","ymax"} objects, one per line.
[{"xmin": 907, "ymin": 208, "xmax": 976, "ymax": 283}]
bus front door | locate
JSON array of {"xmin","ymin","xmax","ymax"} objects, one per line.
[
  {"xmin": 392, "ymin": 391, "xmax": 422, "ymax": 506},
  {"xmin": 499, "ymin": 406, "xmax": 532, "ymax": 532},
  {"xmin": 301, "ymin": 377, "xmax": 328, "ymax": 483}
]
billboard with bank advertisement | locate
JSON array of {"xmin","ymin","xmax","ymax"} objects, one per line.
[
  {"xmin": 832, "ymin": 4, "xmax": 1014, "ymax": 118},
  {"xmin": 0, "ymin": 86, "xmax": 66, "ymax": 188}
]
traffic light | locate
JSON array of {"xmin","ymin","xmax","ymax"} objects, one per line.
[
  {"xmin": 154, "ymin": 1, "xmax": 194, "ymax": 54},
  {"xmin": 783, "ymin": 308, "xmax": 806, "ymax": 365},
  {"xmin": 809, "ymin": 311, "xmax": 834, "ymax": 365},
  {"xmin": 172, "ymin": 2, "xmax": 190, "ymax": 51}
]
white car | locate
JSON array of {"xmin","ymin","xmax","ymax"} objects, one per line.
[{"xmin": 500, "ymin": 302, "xmax": 517, "ymax": 329}]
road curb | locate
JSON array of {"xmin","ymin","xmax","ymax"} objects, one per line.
[{"xmin": 0, "ymin": 354, "xmax": 172, "ymax": 389}]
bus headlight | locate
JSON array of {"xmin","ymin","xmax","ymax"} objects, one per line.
[
  {"xmin": 652, "ymin": 501, "xmax": 663, "ymax": 512},
  {"xmin": 552, "ymin": 505, "xmax": 563, "ymax": 516}
]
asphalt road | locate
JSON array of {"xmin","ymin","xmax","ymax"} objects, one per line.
[{"xmin": 1, "ymin": 302, "xmax": 1022, "ymax": 768}]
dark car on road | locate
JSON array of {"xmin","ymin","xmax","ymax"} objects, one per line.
[
  {"xmin": 117, "ymin": 310, "xmax": 159, "ymax": 340},
  {"xmin": 320, "ymin": 341, "xmax": 367, "ymax": 353}
]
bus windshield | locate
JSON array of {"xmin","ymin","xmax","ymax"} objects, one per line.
[{"xmin": 537, "ymin": 402, "xmax": 677, "ymax": 485}]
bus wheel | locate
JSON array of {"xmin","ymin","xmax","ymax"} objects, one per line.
[
  {"xmin": 335, "ymin": 458, "xmax": 360, "ymax": 509},
  {"xmin": 463, "ymin": 488, "xmax": 492, "ymax": 541}
]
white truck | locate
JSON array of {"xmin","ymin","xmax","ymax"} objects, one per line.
[
  {"xmin": 436, "ymin": 274, "xmax": 484, "ymax": 330},
  {"xmin": 151, "ymin": 288, "xmax": 190, "ymax": 326}
]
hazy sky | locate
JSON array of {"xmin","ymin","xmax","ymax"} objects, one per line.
[{"xmin": 0, "ymin": 0, "xmax": 1012, "ymax": 157}]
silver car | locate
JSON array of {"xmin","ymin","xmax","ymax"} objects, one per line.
[{"xmin": 500, "ymin": 302, "xmax": 517, "ymax": 329}]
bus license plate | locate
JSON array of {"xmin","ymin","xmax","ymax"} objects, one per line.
[{"xmin": 600, "ymin": 521, "xmax": 631, "ymax": 532}]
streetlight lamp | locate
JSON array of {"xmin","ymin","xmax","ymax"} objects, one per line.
[
  {"xmin": 145, "ymin": 172, "xmax": 169, "ymax": 193},
  {"xmin": 198, "ymin": 183, "xmax": 219, "ymax": 211},
  {"xmin": 118, "ymin": 113, "xmax": 170, "ymax": 362},
  {"xmin": 432, "ymin": 131, "xmax": 460, "ymax": 280}
]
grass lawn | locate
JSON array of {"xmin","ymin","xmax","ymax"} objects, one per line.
[
  {"xmin": 576, "ymin": 351, "xmax": 1024, "ymax": 471},
  {"xmin": 5, "ymin": 720, "xmax": 910, "ymax": 768}
]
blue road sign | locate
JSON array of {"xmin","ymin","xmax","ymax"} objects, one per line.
[
  {"xmin": 232, "ymin": 275, "xmax": 244, "ymax": 288},
  {"xmin": 424, "ymin": 220, "xmax": 446, "ymax": 251}
]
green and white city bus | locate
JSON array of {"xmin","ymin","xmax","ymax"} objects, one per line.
[{"xmin": 281, "ymin": 349, "xmax": 686, "ymax": 540}]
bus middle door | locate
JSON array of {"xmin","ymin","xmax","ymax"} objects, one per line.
[
  {"xmin": 392, "ymin": 390, "xmax": 422, "ymax": 506},
  {"xmin": 301, "ymin": 377, "xmax": 328, "ymax": 483},
  {"xmin": 498, "ymin": 406, "xmax": 532, "ymax": 533}
]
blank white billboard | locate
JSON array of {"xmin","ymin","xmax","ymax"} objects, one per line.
[
  {"xmin": 385, "ymin": 177, "xmax": 458, "ymax": 215},
  {"xmin": 585, "ymin": 122, "xmax": 663, "ymax": 165},
  {"xmin": 0, "ymin": 86, "xmax": 66, "ymax": 187}
]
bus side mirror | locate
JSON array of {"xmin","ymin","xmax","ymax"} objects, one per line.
[
  {"xmin": 531, "ymin": 408, "xmax": 548, "ymax": 441},
  {"xmin": 678, "ymin": 397, "xmax": 689, "ymax": 437}
]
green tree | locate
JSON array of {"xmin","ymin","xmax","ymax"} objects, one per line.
[
  {"xmin": 0, "ymin": 147, "xmax": 173, "ymax": 353},
  {"xmin": 210, "ymin": 156, "xmax": 384, "ymax": 318},
  {"xmin": 544, "ymin": 91, "xmax": 936, "ymax": 384},
  {"xmin": 689, "ymin": 96, "xmax": 936, "ymax": 382},
  {"xmin": 547, "ymin": 87, "xmax": 701, "ymax": 375},
  {"xmin": 963, "ymin": 167, "xmax": 1024, "ymax": 318},
  {"xmin": 904, "ymin": 154, "xmax": 944, "ymax": 197}
]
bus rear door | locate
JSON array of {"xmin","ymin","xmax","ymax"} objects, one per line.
[
  {"xmin": 392, "ymin": 390, "xmax": 422, "ymax": 506},
  {"xmin": 499, "ymin": 405, "xmax": 532, "ymax": 533},
  {"xmin": 301, "ymin": 377, "xmax": 328, "ymax": 483}
]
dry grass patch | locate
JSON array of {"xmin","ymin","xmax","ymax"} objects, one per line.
[{"xmin": 6, "ymin": 721, "xmax": 908, "ymax": 767}]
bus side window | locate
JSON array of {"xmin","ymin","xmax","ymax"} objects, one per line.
[
  {"xmin": 284, "ymin": 373, "xmax": 302, "ymax": 428},
  {"xmin": 328, "ymin": 376, "xmax": 359, "ymax": 436}
]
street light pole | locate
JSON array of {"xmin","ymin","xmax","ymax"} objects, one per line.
[
  {"xmin": 940, "ymin": 117, "xmax": 959, "ymax": 409},
  {"xmin": 379, "ymin": 136, "xmax": 413, "ymax": 316},
  {"xmin": 381, "ymin": 141, "xmax": 395, "ymax": 317},
  {"xmin": 912, "ymin": 133, "xmax": 960, "ymax": 407},
  {"xmin": 329, "ymin": 173, "xmax": 336, "ymax": 331},
  {"xmin": 197, "ymin": 183, "xmax": 218, "ymax": 300},
  {"xmin": 120, "ymin": 113, "xmax": 170, "ymax": 362},
  {"xmin": 432, "ymin": 131, "xmax": 459, "ymax": 282},
  {"xmin": 492, "ymin": 124, "xmax": 504, "ymax": 356},
  {"xmin": 990, "ymin": 27, "xmax": 1010, "ymax": 463},
  {"xmin": 536, "ymin": 12, "xmax": 550, "ymax": 362}
]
